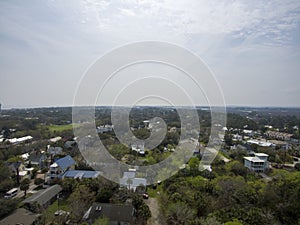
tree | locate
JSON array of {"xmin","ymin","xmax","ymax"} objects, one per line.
[
  {"xmin": 96, "ymin": 189, "xmax": 113, "ymax": 203},
  {"xmin": 68, "ymin": 185, "xmax": 95, "ymax": 223},
  {"xmin": 188, "ymin": 157, "xmax": 200, "ymax": 176},
  {"xmin": 0, "ymin": 198, "xmax": 18, "ymax": 218},
  {"xmin": 132, "ymin": 194, "xmax": 151, "ymax": 224},
  {"xmin": 20, "ymin": 178, "xmax": 30, "ymax": 196},
  {"xmin": 166, "ymin": 202, "xmax": 196, "ymax": 225},
  {"xmin": 0, "ymin": 162, "xmax": 14, "ymax": 193}
]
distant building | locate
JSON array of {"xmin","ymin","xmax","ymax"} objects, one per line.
[
  {"xmin": 244, "ymin": 153, "xmax": 269, "ymax": 173},
  {"xmin": 247, "ymin": 139, "xmax": 273, "ymax": 147},
  {"xmin": 97, "ymin": 125, "xmax": 114, "ymax": 133},
  {"xmin": 265, "ymin": 130, "xmax": 293, "ymax": 141},
  {"xmin": 7, "ymin": 135, "xmax": 33, "ymax": 144},
  {"xmin": 131, "ymin": 143, "xmax": 145, "ymax": 155},
  {"xmin": 49, "ymin": 136, "xmax": 62, "ymax": 143},
  {"xmin": 83, "ymin": 203, "xmax": 135, "ymax": 225},
  {"xmin": 47, "ymin": 146, "xmax": 63, "ymax": 156}
]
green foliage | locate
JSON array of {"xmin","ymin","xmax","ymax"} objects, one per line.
[
  {"xmin": 0, "ymin": 198, "xmax": 18, "ymax": 219},
  {"xmin": 188, "ymin": 157, "xmax": 200, "ymax": 176},
  {"xmin": 92, "ymin": 217, "xmax": 110, "ymax": 225},
  {"xmin": 224, "ymin": 219, "xmax": 243, "ymax": 225},
  {"xmin": 0, "ymin": 162, "xmax": 14, "ymax": 193},
  {"xmin": 108, "ymin": 144, "xmax": 131, "ymax": 160},
  {"xmin": 166, "ymin": 202, "xmax": 196, "ymax": 225},
  {"xmin": 96, "ymin": 189, "xmax": 113, "ymax": 203},
  {"xmin": 68, "ymin": 185, "xmax": 95, "ymax": 223},
  {"xmin": 34, "ymin": 178, "xmax": 44, "ymax": 185},
  {"xmin": 20, "ymin": 178, "xmax": 30, "ymax": 196}
]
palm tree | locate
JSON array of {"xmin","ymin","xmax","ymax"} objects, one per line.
[{"xmin": 20, "ymin": 178, "xmax": 30, "ymax": 196}]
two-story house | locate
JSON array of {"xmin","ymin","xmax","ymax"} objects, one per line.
[
  {"xmin": 48, "ymin": 155, "xmax": 75, "ymax": 179},
  {"xmin": 244, "ymin": 153, "xmax": 269, "ymax": 173}
]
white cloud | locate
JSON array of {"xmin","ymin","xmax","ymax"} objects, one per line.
[{"xmin": 0, "ymin": 0, "xmax": 299, "ymax": 107}]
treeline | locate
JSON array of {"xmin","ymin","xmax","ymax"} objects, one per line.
[{"xmin": 158, "ymin": 158, "xmax": 300, "ymax": 225}]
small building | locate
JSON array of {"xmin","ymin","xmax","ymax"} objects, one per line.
[
  {"xmin": 83, "ymin": 203, "xmax": 135, "ymax": 225},
  {"xmin": 49, "ymin": 136, "xmax": 62, "ymax": 143},
  {"xmin": 22, "ymin": 184, "xmax": 62, "ymax": 212},
  {"xmin": 48, "ymin": 155, "xmax": 75, "ymax": 179},
  {"xmin": 7, "ymin": 135, "xmax": 33, "ymax": 144},
  {"xmin": 47, "ymin": 146, "xmax": 63, "ymax": 156},
  {"xmin": 244, "ymin": 153, "xmax": 269, "ymax": 173},
  {"xmin": 131, "ymin": 143, "xmax": 145, "ymax": 155},
  {"xmin": 97, "ymin": 125, "xmax": 114, "ymax": 133}
]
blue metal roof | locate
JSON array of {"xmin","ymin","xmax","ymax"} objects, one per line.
[
  {"xmin": 54, "ymin": 155, "xmax": 75, "ymax": 170},
  {"xmin": 63, "ymin": 170, "xmax": 101, "ymax": 179}
]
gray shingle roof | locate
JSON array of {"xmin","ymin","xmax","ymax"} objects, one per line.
[
  {"xmin": 22, "ymin": 184, "xmax": 62, "ymax": 207},
  {"xmin": 0, "ymin": 208, "xmax": 39, "ymax": 225},
  {"xmin": 84, "ymin": 203, "xmax": 135, "ymax": 224}
]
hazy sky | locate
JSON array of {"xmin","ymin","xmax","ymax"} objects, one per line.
[{"xmin": 0, "ymin": 0, "xmax": 300, "ymax": 108}]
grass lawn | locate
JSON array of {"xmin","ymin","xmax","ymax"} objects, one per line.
[
  {"xmin": 147, "ymin": 183, "xmax": 163, "ymax": 198},
  {"xmin": 42, "ymin": 198, "xmax": 70, "ymax": 224},
  {"xmin": 48, "ymin": 124, "xmax": 74, "ymax": 132}
]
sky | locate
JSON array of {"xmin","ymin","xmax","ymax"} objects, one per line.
[{"xmin": 0, "ymin": 0, "xmax": 300, "ymax": 108}]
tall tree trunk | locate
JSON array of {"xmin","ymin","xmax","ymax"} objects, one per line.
[{"xmin": 16, "ymin": 167, "xmax": 20, "ymax": 185}]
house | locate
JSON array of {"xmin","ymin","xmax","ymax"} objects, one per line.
[
  {"xmin": 49, "ymin": 136, "xmax": 62, "ymax": 143},
  {"xmin": 28, "ymin": 151, "xmax": 47, "ymax": 168},
  {"xmin": 247, "ymin": 139, "xmax": 273, "ymax": 147},
  {"xmin": 48, "ymin": 155, "xmax": 75, "ymax": 179},
  {"xmin": 64, "ymin": 140, "xmax": 76, "ymax": 149},
  {"xmin": 83, "ymin": 203, "xmax": 135, "ymax": 225},
  {"xmin": 265, "ymin": 131, "xmax": 293, "ymax": 141},
  {"xmin": 119, "ymin": 171, "xmax": 147, "ymax": 192},
  {"xmin": 244, "ymin": 153, "xmax": 269, "ymax": 173},
  {"xmin": 0, "ymin": 208, "xmax": 39, "ymax": 225},
  {"xmin": 7, "ymin": 161, "xmax": 29, "ymax": 181},
  {"xmin": 131, "ymin": 143, "xmax": 145, "ymax": 155},
  {"xmin": 7, "ymin": 135, "xmax": 33, "ymax": 144},
  {"xmin": 97, "ymin": 125, "xmax": 114, "ymax": 133},
  {"xmin": 47, "ymin": 146, "xmax": 63, "ymax": 156},
  {"xmin": 22, "ymin": 184, "xmax": 62, "ymax": 212}
]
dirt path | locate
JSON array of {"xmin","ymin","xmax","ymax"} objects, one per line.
[{"xmin": 146, "ymin": 198, "xmax": 165, "ymax": 225}]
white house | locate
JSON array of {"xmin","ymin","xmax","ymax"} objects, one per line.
[
  {"xmin": 244, "ymin": 153, "xmax": 269, "ymax": 173},
  {"xmin": 48, "ymin": 155, "xmax": 75, "ymax": 179}
]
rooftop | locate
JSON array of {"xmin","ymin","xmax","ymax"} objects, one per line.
[
  {"xmin": 83, "ymin": 203, "xmax": 135, "ymax": 224},
  {"xmin": 0, "ymin": 208, "xmax": 39, "ymax": 225},
  {"xmin": 51, "ymin": 155, "xmax": 75, "ymax": 170},
  {"xmin": 254, "ymin": 153, "xmax": 269, "ymax": 157},
  {"xmin": 22, "ymin": 184, "xmax": 62, "ymax": 207},
  {"xmin": 244, "ymin": 156, "xmax": 265, "ymax": 163},
  {"xmin": 63, "ymin": 170, "xmax": 102, "ymax": 179}
]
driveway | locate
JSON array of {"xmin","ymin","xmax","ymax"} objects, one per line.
[{"xmin": 146, "ymin": 198, "xmax": 166, "ymax": 225}]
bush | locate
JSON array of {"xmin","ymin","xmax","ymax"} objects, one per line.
[{"xmin": 34, "ymin": 178, "xmax": 44, "ymax": 185}]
